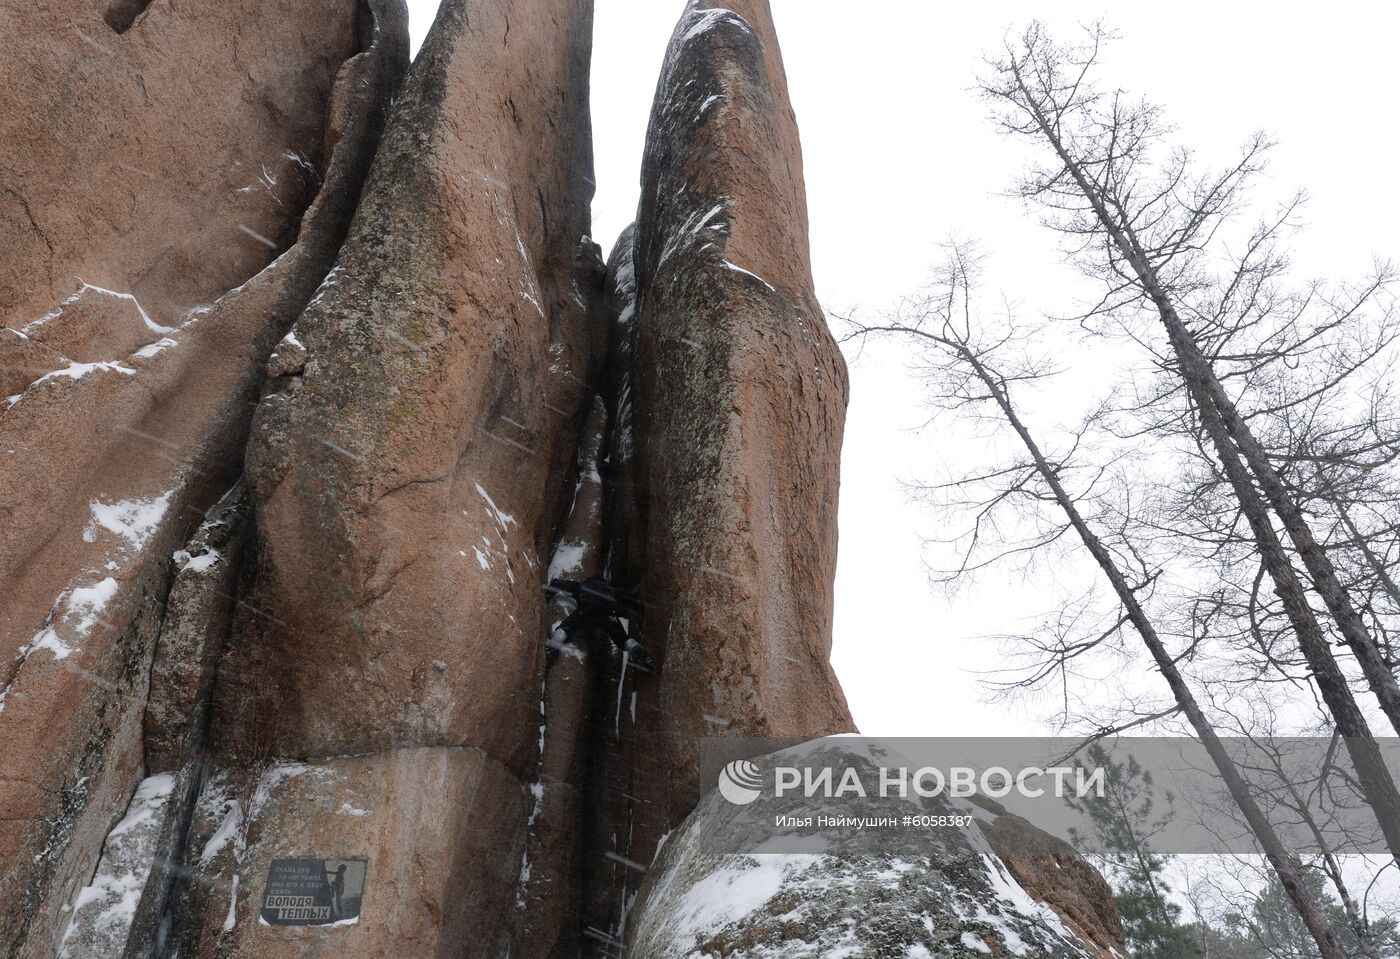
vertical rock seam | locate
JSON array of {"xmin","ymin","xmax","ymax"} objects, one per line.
[{"xmin": 0, "ymin": 1, "xmax": 1129, "ymax": 957}]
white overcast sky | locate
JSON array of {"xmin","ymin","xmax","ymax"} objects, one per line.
[{"xmin": 405, "ymin": 2, "xmax": 1400, "ymax": 736}]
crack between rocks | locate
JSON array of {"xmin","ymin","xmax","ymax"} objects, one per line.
[{"xmin": 1, "ymin": 185, "xmax": 55, "ymax": 258}]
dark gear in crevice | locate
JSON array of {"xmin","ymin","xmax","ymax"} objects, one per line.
[{"xmin": 546, "ymin": 576, "xmax": 652, "ymax": 670}]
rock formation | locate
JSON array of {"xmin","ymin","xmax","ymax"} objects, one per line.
[
  {"xmin": 569, "ymin": 2, "xmax": 858, "ymax": 946},
  {"xmin": 0, "ymin": 0, "xmax": 1126, "ymax": 956},
  {"xmin": 627, "ymin": 740, "xmax": 1124, "ymax": 959},
  {"xmin": 972, "ymin": 797, "xmax": 1129, "ymax": 959},
  {"xmin": 0, "ymin": 2, "xmax": 406, "ymax": 954},
  {"xmin": 200, "ymin": 0, "xmax": 603, "ymax": 952},
  {"xmin": 227, "ymin": 0, "xmax": 603, "ymax": 762},
  {"xmin": 627, "ymin": 0, "xmax": 856, "ymax": 806}
]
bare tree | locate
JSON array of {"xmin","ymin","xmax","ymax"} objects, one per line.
[
  {"xmin": 978, "ymin": 21, "xmax": 1400, "ymax": 865},
  {"xmin": 843, "ymin": 246, "xmax": 1350, "ymax": 958},
  {"xmin": 1218, "ymin": 715, "xmax": 1390, "ymax": 959}
]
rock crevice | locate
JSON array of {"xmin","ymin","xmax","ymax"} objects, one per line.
[{"xmin": 0, "ymin": 2, "xmax": 1127, "ymax": 957}]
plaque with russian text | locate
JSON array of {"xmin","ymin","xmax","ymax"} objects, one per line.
[{"xmin": 260, "ymin": 858, "xmax": 366, "ymax": 926}]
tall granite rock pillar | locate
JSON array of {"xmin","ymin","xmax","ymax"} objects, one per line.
[
  {"xmin": 204, "ymin": 0, "xmax": 607, "ymax": 953},
  {"xmin": 628, "ymin": 0, "xmax": 855, "ymax": 811},
  {"xmin": 573, "ymin": 0, "xmax": 856, "ymax": 946},
  {"xmin": 0, "ymin": 3, "xmax": 407, "ymax": 954}
]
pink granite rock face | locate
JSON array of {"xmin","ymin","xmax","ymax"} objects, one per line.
[
  {"xmin": 627, "ymin": 0, "xmax": 856, "ymax": 809},
  {"xmin": 568, "ymin": 4, "xmax": 856, "ymax": 946},
  {"xmin": 0, "ymin": 2, "xmax": 407, "ymax": 954},
  {"xmin": 206, "ymin": 0, "xmax": 604, "ymax": 951},
  {"xmin": 0, "ymin": 2, "xmax": 1126, "ymax": 955},
  {"xmin": 228, "ymin": 0, "xmax": 604, "ymax": 763}
]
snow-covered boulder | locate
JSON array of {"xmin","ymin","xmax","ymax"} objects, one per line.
[{"xmin": 629, "ymin": 741, "xmax": 1109, "ymax": 958}]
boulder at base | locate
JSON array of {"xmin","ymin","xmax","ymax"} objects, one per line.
[{"xmin": 629, "ymin": 741, "xmax": 1109, "ymax": 959}]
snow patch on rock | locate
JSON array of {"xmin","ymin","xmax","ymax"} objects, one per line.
[
  {"xmin": 57, "ymin": 773, "xmax": 176, "ymax": 958},
  {"xmin": 546, "ymin": 539, "xmax": 588, "ymax": 581},
  {"xmin": 172, "ymin": 546, "xmax": 222, "ymax": 574},
  {"xmin": 84, "ymin": 492, "xmax": 173, "ymax": 549},
  {"xmin": 6, "ymin": 575, "xmax": 120, "ymax": 680}
]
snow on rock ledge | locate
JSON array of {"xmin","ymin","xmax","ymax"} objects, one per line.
[{"xmin": 56, "ymin": 774, "xmax": 176, "ymax": 959}]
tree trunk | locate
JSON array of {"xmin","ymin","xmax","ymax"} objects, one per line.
[
  {"xmin": 1006, "ymin": 64, "xmax": 1400, "ymax": 868},
  {"xmin": 954, "ymin": 337, "xmax": 1351, "ymax": 959}
]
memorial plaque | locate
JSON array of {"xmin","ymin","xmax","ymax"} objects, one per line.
[{"xmin": 260, "ymin": 858, "xmax": 367, "ymax": 926}]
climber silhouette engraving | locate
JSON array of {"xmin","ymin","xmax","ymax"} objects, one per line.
[
  {"xmin": 545, "ymin": 576, "xmax": 653, "ymax": 671},
  {"xmin": 327, "ymin": 863, "xmax": 346, "ymax": 920}
]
